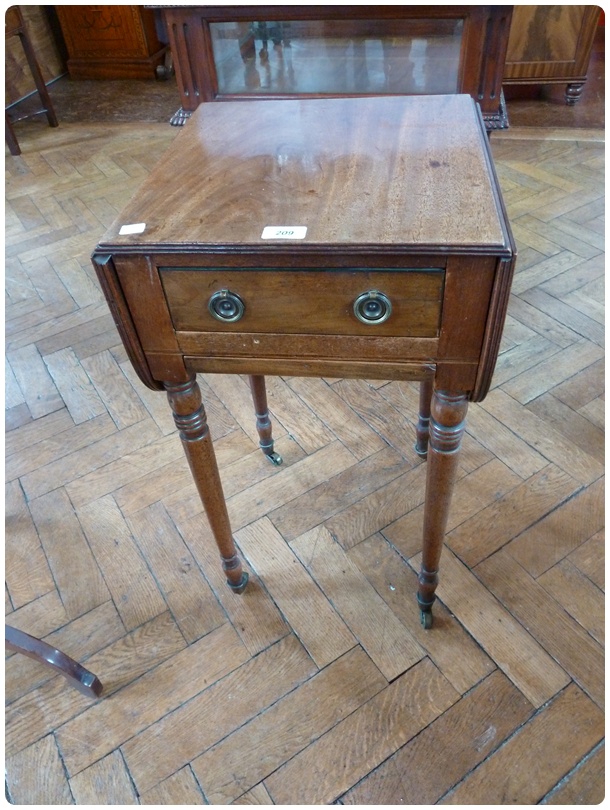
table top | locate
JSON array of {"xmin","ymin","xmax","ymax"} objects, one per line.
[{"xmin": 99, "ymin": 94, "xmax": 510, "ymax": 255}]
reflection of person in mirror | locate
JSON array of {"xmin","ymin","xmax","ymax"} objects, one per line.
[{"xmin": 238, "ymin": 22, "xmax": 295, "ymax": 92}]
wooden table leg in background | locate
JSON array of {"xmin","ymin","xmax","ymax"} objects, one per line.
[
  {"xmin": 248, "ymin": 375, "xmax": 283, "ymax": 465},
  {"xmin": 417, "ymin": 389, "xmax": 469, "ymax": 628},
  {"xmin": 165, "ymin": 376, "xmax": 249, "ymax": 593},
  {"xmin": 414, "ymin": 376, "xmax": 433, "ymax": 458}
]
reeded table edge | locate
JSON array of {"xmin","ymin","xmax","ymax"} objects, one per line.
[{"xmin": 94, "ymin": 241, "xmax": 514, "ymax": 257}]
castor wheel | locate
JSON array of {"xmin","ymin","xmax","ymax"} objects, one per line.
[
  {"xmin": 227, "ymin": 572, "xmax": 249, "ymax": 594},
  {"xmin": 155, "ymin": 51, "xmax": 175, "ymax": 81},
  {"xmin": 414, "ymin": 441, "xmax": 428, "ymax": 460},
  {"xmin": 420, "ymin": 610, "xmax": 433, "ymax": 629},
  {"xmin": 266, "ymin": 451, "xmax": 283, "ymax": 466}
]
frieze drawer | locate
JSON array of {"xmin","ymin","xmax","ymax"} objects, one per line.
[{"xmin": 160, "ymin": 268, "xmax": 444, "ymax": 337}]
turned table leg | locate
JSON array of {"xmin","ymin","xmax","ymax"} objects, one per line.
[
  {"xmin": 249, "ymin": 375, "xmax": 283, "ymax": 465},
  {"xmin": 165, "ymin": 377, "xmax": 248, "ymax": 593},
  {"xmin": 417, "ymin": 389, "xmax": 468, "ymax": 628},
  {"xmin": 414, "ymin": 377, "xmax": 433, "ymax": 458}
]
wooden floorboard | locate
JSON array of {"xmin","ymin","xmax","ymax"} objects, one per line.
[{"xmin": 5, "ymin": 117, "xmax": 604, "ymax": 804}]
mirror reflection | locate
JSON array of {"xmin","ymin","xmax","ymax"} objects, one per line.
[{"xmin": 210, "ymin": 19, "xmax": 464, "ymax": 96}]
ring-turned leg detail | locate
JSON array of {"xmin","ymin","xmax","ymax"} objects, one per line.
[
  {"xmin": 418, "ymin": 389, "xmax": 469, "ymax": 627},
  {"xmin": 222, "ymin": 554, "xmax": 249, "ymax": 593},
  {"xmin": 249, "ymin": 375, "xmax": 282, "ymax": 465},
  {"xmin": 165, "ymin": 376, "xmax": 248, "ymax": 593},
  {"xmin": 414, "ymin": 376, "xmax": 433, "ymax": 458}
]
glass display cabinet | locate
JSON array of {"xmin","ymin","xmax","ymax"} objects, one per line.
[{"xmin": 158, "ymin": 5, "xmax": 513, "ymax": 129}]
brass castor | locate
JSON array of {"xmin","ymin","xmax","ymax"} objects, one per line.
[
  {"xmin": 155, "ymin": 55, "xmax": 175, "ymax": 81},
  {"xmin": 420, "ymin": 609, "xmax": 433, "ymax": 629},
  {"xmin": 227, "ymin": 572, "xmax": 249, "ymax": 594},
  {"xmin": 414, "ymin": 441, "xmax": 428, "ymax": 460},
  {"xmin": 266, "ymin": 451, "xmax": 283, "ymax": 466}
]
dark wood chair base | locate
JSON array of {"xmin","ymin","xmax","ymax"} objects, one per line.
[
  {"xmin": 5, "ymin": 6, "xmax": 59, "ymax": 156},
  {"xmin": 5, "ymin": 625, "xmax": 103, "ymax": 698}
]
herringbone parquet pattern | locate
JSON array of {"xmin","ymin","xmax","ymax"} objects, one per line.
[{"xmin": 5, "ymin": 117, "xmax": 604, "ymax": 804}]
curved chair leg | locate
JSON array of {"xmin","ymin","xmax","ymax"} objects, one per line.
[
  {"xmin": 249, "ymin": 375, "xmax": 282, "ymax": 465},
  {"xmin": 5, "ymin": 625, "xmax": 103, "ymax": 698}
]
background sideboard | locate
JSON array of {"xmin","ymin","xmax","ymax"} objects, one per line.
[{"xmin": 503, "ymin": 5, "xmax": 601, "ymax": 104}]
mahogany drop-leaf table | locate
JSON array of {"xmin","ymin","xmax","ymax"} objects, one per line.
[{"xmin": 93, "ymin": 95, "xmax": 515, "ymax": 628}]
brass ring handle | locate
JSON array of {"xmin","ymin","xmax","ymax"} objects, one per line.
[
  {"xmin": 208, "ymin": 289, "xmax": 245, "ymax": 323},
  {"xmin": 353, "ymin": 290, "xmax": 392, "ymax": 324}
]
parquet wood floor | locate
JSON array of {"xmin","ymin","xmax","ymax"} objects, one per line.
[{"xmin": 5, "ymin": 116, "xmax": 604, "ymax": 804}]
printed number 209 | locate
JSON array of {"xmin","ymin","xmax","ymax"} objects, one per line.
[{"xmin": 261, "ymin": 226, "xmax": 307, "ymax": 240}]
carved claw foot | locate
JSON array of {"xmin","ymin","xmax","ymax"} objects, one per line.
[{"xmin": 170, "ymin": 107, "xmax": 192, "ymax": 126}]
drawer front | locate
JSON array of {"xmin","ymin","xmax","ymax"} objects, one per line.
[{"xmin": 160, "ymin": 268, "xmax": 444, "ymax": 337}]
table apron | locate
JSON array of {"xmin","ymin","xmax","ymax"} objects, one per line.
[
  {"xmin": 184, "ymin": 355, "xmax": 436, "ymax": 382},
  {"xmin": 176, "ymin": 331, "xmax": 439, "ymax": 361}
]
